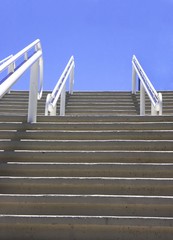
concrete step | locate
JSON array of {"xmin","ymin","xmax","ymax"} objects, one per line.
[
  {"xmin": 67, "ymin": 99, "xmax": 135, "ymax": 103},
  {"xmin": 135, "ymin": 96, "xmax": 173, "ymax": 101},
  {"xmin": 65, "ymin": 93, "xmax": 137, "ymax": 115},
  {"xmin": 1, "ymin": 91, "xmax": 172, "ymax": 116},
  {"xmin": 65, "ymin": 108, "xmax": 137, "ymax": 113},
  {"xmin": 0, "ymin": 107, "xmax": 46, "ymax": 112},
  {"xmin": 70, "ymin": 91, "xmax": 133, "ymax": 96},
  {"xmin": 66, "ymin": 105, "xmax": 136, "ymax": 110},
  {"xmin": 0, "ymin": 162, "xmax": 173, "ymax": 178},
  {"xmin": 1, "ymin": 150, "xmax": 173, "ymax": 163},
  {"xmin": 0, "ymin": 121, "xmax": 172, "ymax": 131},
  {"xmin": 0, "ymin": 176, "xmax": 173, "ymax": 195},
  {"xmin": 0, "ymin": 194, "xmax": 173, "ymax": 217},
  {"xmin": 0, "ymin": 97, "xmax": 56, "ymax": 102},
  {"xmin": 0, "ymin": 114, "xmax": 172, "ymax": 123},
  {"xmin": 1, "ymin": 130, "xmax": 173, "ymax": 140},
  {"xmin": 0, "ymin": 102, "xmax": 49, "ymax": 107},
  {"xmin": 1, "ymin": 139, "xmax": 173, "ymax": 151},
  {"xmin": 65, "ymin": 111, "xmax": 138, "ymax": 116},
  {"xmin": 0, "ymin": 90, "xmax": 173, "ymax": 239},
  {"xmin": 0, "ymin": 215, "xmax": 173, "ymax": 240},
  {"xmin": 134, "ymin": 99, "xmax": 173, "ymax": 103}
]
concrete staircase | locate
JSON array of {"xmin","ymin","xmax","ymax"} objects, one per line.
[
  {"xmin": 0, "ymin": 90, "xmax": 173, "ymax": 116},
  {"xmin": 0, "ymin": 91, "xmax": 173, "ymax": 239}
]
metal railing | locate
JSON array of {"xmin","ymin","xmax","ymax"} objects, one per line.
[
  {"xmin": 0, "ymin": 55, "xmax": 13, "ymax": 65},
  {"xmin": 132, "ymin": 55, "xmax": 162, "ymax": 115},
  {"xmin": 0, "ymin": 39, "xmax": 43, "ymax": 123},
  {"xmin": 45, "ymin": 56, "xmax": 75, "ymax": 116}
]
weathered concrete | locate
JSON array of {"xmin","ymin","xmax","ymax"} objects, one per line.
[{"xmin": 0, "ymin": 90, "xmax": 173, "ymax": 239}]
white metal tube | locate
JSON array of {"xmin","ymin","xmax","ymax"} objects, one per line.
[
  {"xmin": 132, "ymin": 56, "xmax": 157, "ymax": 107},
  {"xmin": 51, "ymin": 63, "xmax": 74, "ymax": 109},
  {"xmin": 0, "ymin": 51, "xmax": 42, "ymax": 98},
  {"xmin": 132, "ymin": 65, "xmax": 136, "ymax": 94},
  {"xmin": 24, "ymin": 52, "xmax": 28, "ymax": 61},
  {"xmin": 45, "ymin": 56, "xmax": 74, "ymax": 116},
  {"xmin": 140, "ymin": 82, "xmax": 145, "ymax": 116},
  {"xmin": 8, "ymin": 62, "xmax": 15, "ymax": 74},
  {"xmin": 132, "ymin": 56, "xmax": 158, "ymax": 96},
  {"xmin": 151, "ymin": 103, "xmax": 157, "ymax": 115},
  {"xmin": 0, "ymin": 39, "xmax": 40, "ymax": 72},
  {"xmin": 158, "ymin": 92, "xmax": 163, "ymax": 115},
  {"xmin": 132, "ymin": 63, "xmax": 156, "ymax": 107},
  {"xmin": 27, "ymin": 60, "xmax": 39, "ymax": 123},
  {"xmin": 37, "ymin": 56, "xmax": 43, "ymax": 100},
  {"xmin": 69, "ymin": 65, "xmax": 74, "ymax": 94},
  {"xmin": 45, "ymin": 94, "xmax": 52, "ymax": 116},
  {"xmin": 0, "ymin": 55, "xmax": 13, "ymax": 65},
  {"xmin": 60, "ymin": 84, "xmax": 66, "ymax": 116},
  {"xmin": 52, "ymin": 56, "xmax": 74, "ymax": 97},
  {"xmin": 50, "ymin": 105, "xmax": 56, "ymax": 116}
]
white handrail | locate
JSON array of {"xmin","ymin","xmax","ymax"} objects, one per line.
[
  {"xmin": 45, "ymin": 56, "xmax": 75, "ymax": 116},
  {"xmin": 0, "ymin": 55, "xmax": 13, "ymax": 65},
  {"xmin": 0, "ymin": 39, "xmax": 43, "ymax": 122},
  {"xmin": 132, "ymin": 55, "xmax": 162, "ymax": 115}
]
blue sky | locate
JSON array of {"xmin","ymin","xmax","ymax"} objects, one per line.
[{"xmin": 1, "ymin": 0, "xmax": 173, "ymax": 91}]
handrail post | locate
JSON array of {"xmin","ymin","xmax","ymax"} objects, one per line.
[
  {"xmin": 140, "ymin": 82, "xmax": 145, "ymax": 116},
  {"xmin": 0, "ymin": 40, "xmax": 43, "ymax": 123},
  {"xmin": 158, "ymin": 92, "xmax": 163, "ymax": 115},
  {"xmin": 148, "ymin": 92, "xmax": 162, "ymax": 116},
  {"xmin": 60, "ymin": 84, "xmax": 66, "ymax": 116},
  {"xmin": 132, "ymin": 55, "xmax": 163, "ymax": 116},
  {"xmin": 69, "ymin": 65, "xmax": 74, "ymax": 94},
  {"xmin": 27, "ymin": 60, "xmax": 39, "ymax": 123},
  {"xmin": 132, "ymin": 64, "xmax": 136, "ymax": 94},
  {"xmin": 50, "ymin": 104, "xmax": 56, "ymax": 116},
  {"xmin": 45, "ymin": 56, "xmax": 74, "ymax": 116},
  {"xmin": 7, "ymin": 62, "xmax": 15, "ymax": 94},
  {"xmin": 45, "ymin": 94, "xmax": 51, "ymax": 116},
  {"xmin": 151, "ymin": 104, "xmax": 157, "ymax": 115},
  {"xmin": 8, "ymin": 62, "xmax": 15, "ymax": 74},
  {"xmin": 0, "ymin": 55, "xmax": 13, "ymax": 65}
]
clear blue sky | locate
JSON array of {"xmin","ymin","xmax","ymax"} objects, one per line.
[{"xmin": 1, "ymin": 0, "xmax": 173, "ymax": 91}]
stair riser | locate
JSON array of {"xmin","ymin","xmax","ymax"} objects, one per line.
[
  {"xmin": 1, "ymin": 130, "xmax": 173, "ymax": 140},
  {"xmin": 0, "ymin": 140, "xmax": 173, "ymax": 151},
  {"xmin": 0, "ymin": 179, "xmax": 172, "ymax": 195},
  {"xmin": 0, "ymin": 122, "xmax": 172, "ymax": 130},
  {"xmin": 1, "ymin": 151, "xmax": 173, "ymax": 163},
  {"xmin": 0, "ymin": 216, "xmax": 173, "ymax": 240},
  {"xmin": 0, "ymin": 202, "xmax": 172, "ymax": 217},
  {"xmin": 1, "ymin": 91, "xmax": 173, "ymax": 116},
  {"xmin": 0, "ymin": 115, "xmax": 172, "ymax": 122},
  {"xmin": 0, "ymin": 108, "xmax": 171, "ymax": 115},
  {"xmin": 1, "ymin": 164, "xmax": 173, "ymax": 178},
  {"xmin": 0, "ymin": 226, "xmax": 172, "ymax": 240}
]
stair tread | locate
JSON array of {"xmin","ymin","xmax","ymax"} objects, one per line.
[{"xmin": 0, "ymin": 214, "xmax": 173, "ymax": 227}]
